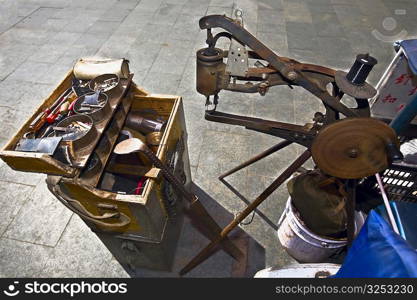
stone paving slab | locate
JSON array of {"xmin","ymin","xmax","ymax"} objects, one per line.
[
  {"xmin": 0, "ymin": 0, "xmax": 416, "ymax": 277},
  {"xmin": 40, "ymin": 215, "xmax": 124, "ymax": 277},
  {"xmin": 3, "ymin": 183, "xmax": 73, "ymax": 247},
  {"xmin": 0, "ymin": 237, "xmax": 53, "ymax": 277},
  {"xmin": 0, "ymin": 182, "xmax": 34, "ymax": 236}
]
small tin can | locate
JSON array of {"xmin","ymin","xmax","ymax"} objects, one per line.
[{"xmin": 146, "ymin": 132, "xmax": 163, "ymax": 153}]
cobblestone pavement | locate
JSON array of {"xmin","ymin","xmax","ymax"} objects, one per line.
[{"xmin": 0, "ymin": 0, "xmax": 416, "ymax": 277}]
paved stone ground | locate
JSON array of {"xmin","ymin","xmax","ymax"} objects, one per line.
[{"xmin": 0, "ymin": 0, "xmax": 416, "ymax": 277}]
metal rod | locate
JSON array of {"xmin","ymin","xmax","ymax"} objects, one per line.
[
  {"xmin": 180, "ymin": 150, "xmax": 311, "ymax": 275},
  {"xmin": 219, "ymin": 140, "xmax": 292, "ymax": 179},
  {"xmin": 370, "ymin": 49, "xmax": 403, "ymax": 106},
  {"xmin": 391, "ymin": 201, "xmax": 407, "ymax": 238},
  {"xmin": 375, "ymin": 173, "xmax": 400, "ymax": 234},
  {"xmin": 219, "ymin": 178, "xmax": 278, "ymax": 230},
  {"xmin": 345, "ymin": 179, "xmax": 357, "ymax": 246},
  {"xmin": 218, "ymin": 140, "xmax": 293, "ymax": 231}
]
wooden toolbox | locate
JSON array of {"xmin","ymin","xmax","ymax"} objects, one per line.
[{"xmin": 0, "ymin": 68, "xmax": 191, "ymax": 271}]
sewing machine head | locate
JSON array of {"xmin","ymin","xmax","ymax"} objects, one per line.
[
  {"xmin": 195, "ymin": 10, "xmax": 403, "ymax": 180},
  {"xmin": 196, "ymin": 10, "xmax": 378, "ymax": 120}
]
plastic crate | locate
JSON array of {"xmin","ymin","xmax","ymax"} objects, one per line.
[{"xmin": 381, "ymin": 166, "xmax": 417, "ymax": 203}]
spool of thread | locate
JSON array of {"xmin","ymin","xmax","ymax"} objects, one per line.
[{"xmin": 346, "ymin": 53, "xmax": 378, "ymax": 85}]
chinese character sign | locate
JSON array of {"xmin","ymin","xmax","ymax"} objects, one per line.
[{"xmin": 372, "ymin": 55, "xmax": 417, "ymax": 123}]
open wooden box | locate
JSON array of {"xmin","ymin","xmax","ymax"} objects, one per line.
[{"xmin": 0, "ymin": 68, "xmax": 191, "ymax": 271}]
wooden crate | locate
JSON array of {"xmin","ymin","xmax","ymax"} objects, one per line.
[{"xmin": 0, "ymin": 69, "xmax": 191, "ymax": 271}]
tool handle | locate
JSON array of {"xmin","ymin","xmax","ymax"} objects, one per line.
[
  {"xmin": 29, "ymin": 109, "xmax": 50, "ymax": 131},
  {"xmin": 46, "ymin": 112, "xmax": 59, "ymax": 123},
  {"xmin": 49, "ymin": 87, "xmax": 72, "ymax": 111},
  {"xmin": 139, "ymin": 146, "xmax": 195, "ymax": 202},
  {"xmin": 59, "ymin": 101, "xmax": 70, "ymax": 114},
  {"xmin": 46, "ymin": 94, "xmax": 72, "ymax": 123}
]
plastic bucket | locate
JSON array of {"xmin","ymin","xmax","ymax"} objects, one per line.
[{"xmin": 277, "ymin": 197, "xmax": 351, "ymax": 263}]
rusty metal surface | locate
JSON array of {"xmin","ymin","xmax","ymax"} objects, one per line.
[
  {"xmin": 125, "ymin": 112, "xmax": 166, "ymax": 134},
  {"xmin": 196, "ymin": 15, "xmax": 375, "ymax": 126},
  {"xmin": 205, "ymin": 110, "xmax": 316, "ymax": 147},
  {"xmin": 188, "ymin": 13, "xmax": 403, "ymax": 275},
  {"xmin": 311, "ymin": 118, "xmax": 398, "ymax": 179}
]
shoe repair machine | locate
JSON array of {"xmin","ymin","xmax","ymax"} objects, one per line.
[
  {"xmin": 1, "ymin": 10, "xmax": 414, "ymax": 276},
  {"xmin": 176, "ymin": 11, "xmax": 410, "ymax": 274}
]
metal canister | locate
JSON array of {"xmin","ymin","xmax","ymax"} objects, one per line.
[
  {"xmin": 89, "ymin": 73, "xmax": 122, "ymax": 98},
  {"xmin": 73, "ymin": 92, "xmax": 111, "ymax": 124},
  {"xmin": 53, "ymin": 115, "xmax": 97, "ymax": 148},
  {"xmin": 196, "ymin": 48, "xmax": 226, "ymax": 97},
  {"xmin": 146, "ymin": 132, "xmax": 163, "ymax": 153},
  {"xmin": 125, "ymin": 112, "xmax": 166, "ymax": 134}
]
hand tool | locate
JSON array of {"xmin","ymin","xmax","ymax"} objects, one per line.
[
  {"xmin": 81, "ymin": 91, "xmax": 100, "ymax": 105},
  {"xmin": 71, "ymin": 77, "xmax": 91, "ymax": 97},
  {"xmin": 113, "ymin": 138, "xmax": 244, "ymax": 263},
  {"xmin": 375, "ymin": 173, "xmax": 400, "ymax": 234},
  {"xmin": 46, "ymin": 90, "xmax": 73, "ymax": 124},
  {"xmin": 29, "ymin": 87, "xmax": 72, "ymax": 133},
  {"xmin": 15, "ymin": 137, "xmax": 63, "ymax": 155},
  {"xmin": 81, "ymin": 104, "xmax": 104, "ymax": 108},
  {"xmin": 90, "ymin": 74, "xmax": 119, "ymax": 93},
  {"xmin": 52, "ymin": 126, "xmax": 77, "ymax": 133}
]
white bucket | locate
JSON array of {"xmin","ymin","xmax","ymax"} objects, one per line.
[
  {"xmin": 254, "ymin": 263, "xmax": 341, "ymax": 278},
  {"xmin": 277, "ymin": 197, "xmax": 355, "ymax": 263}
]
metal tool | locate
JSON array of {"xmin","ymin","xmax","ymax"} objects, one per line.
[
  {"xmin": 113, "ymin": 138, "xmax": 244, "ymax": 263},
  {"xmin": 186, "ymin": 12, "xmax": 403, "ymax": 274},
  {"xmin": 15, "ymin": 137, "xmax": 62, "ymax": 155},
  {"xmin": 375, "ymin": 173, "xmax": 400, "ymax": 234},
  {"xmin": 195, "ymin": 13, "xmax": 383, "ymax": 148},
  {"xmin": 81, "ymin": 92, "xmax": 100, "ymax": 105},
  {"xmin": 29, "ymin": 87, "xmax": 72, "ymax": 133},
  {"xmin": 89, "ymin": 73, "xmax": 120, "ymax": 93},
  {"xmin": 196, "ymin": 14, "xmax": 373, "ymax": 121}
]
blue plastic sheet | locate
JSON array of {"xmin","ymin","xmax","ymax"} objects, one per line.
[
  {"xmin": 400, "ymin": 39, "xmax": 417, "ymax": 75},
  {"xmin": 333, "ymin": 210, "xmax": 417, "ymax": 278}
]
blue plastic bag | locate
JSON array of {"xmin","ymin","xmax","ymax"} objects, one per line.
[
  {"xmin": 334, "ymin": 210, "xmax": 417, "ymax": 278},
  {"xmin": 400, "ymin": 39, "xmax": 417, "ymax": 75}
]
